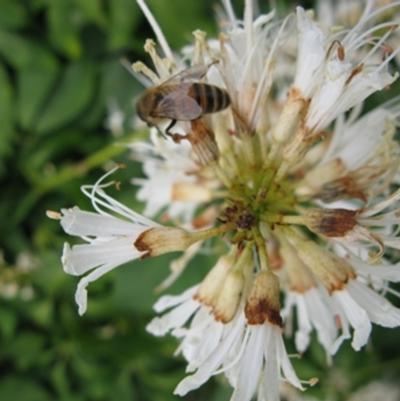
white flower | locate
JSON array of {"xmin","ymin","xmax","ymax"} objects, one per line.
[
  {"xmin": 55, "ymin": 0, "xmax": 400, "ymax": 399},
  {"xmin": 56, "ymin": 168, "xmax": 201, "ymax": 315},
  {"xmin": 130, "ymin": 131, "xmax": 203, "ymax": 222},
  {"xmin": 58, "ymin": 169, "xmax": 159, "ymax": 315}
]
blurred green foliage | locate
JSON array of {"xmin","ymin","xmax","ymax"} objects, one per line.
[{"xmin": 0, "ymin": 1, "xmax": 399, "ymax": 400}]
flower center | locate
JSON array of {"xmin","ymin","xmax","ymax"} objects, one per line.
[{"xmin": 216, "ymin": 133, "xmax": 297, "ymax": 235}]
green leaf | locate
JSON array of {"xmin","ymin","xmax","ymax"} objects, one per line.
[
  {"xmin": 0, "ymin": 64, "xmax": 15, "ymax": 174},
  {"xmin": 0, "ymin": 377, "xmax": 51, "ymax": 401},
  {"xmin": 146, "ymin": 0, "xmax": 216, "ymax": 48},
  {"xmin": 34, "ymin": 60, "xmax": 96, "ymax": 134},
  {"xmin": 0, "ymin": 305, "xmax": 17, "ymax": 340},
  {"xmin": 74, "ymin": 0, "xmax": 107, "ymax": 28},
  {"xmin": 0, "ymin": 31, "xmax": 55, "ymax": 69},
  {"xmin": 47, "ymin": 0, "xmax": 82, "ymax": 59},
  {"xmin": 109, "ymin": 370, "xmax": 137, "ymax": 401},
  {"xmin": 17, "ymin": 63, "xmax": 60, "ymax": 130},
  {"xmin": 107, "ymin": 0, "xmax": 140, "ymax": 50},
  {"xmin": 7, "ymin": 332, "xmax": 45, "ymax": 370},
  {"xmin": 0, "ymin": 0, "xmax": 28, "ymax": 30}
]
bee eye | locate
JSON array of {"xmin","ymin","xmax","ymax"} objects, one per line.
[{"xmin": 154, "ymin": 93, "xmax": 164, "ymax": 104}]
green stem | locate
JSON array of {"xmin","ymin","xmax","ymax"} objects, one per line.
[
  {"xmin": 189, "ymin": 222, "xmax": 235, "ymax": 244},
  {"xmin": 252, "ymin": 226, "xmax": 269, "ymax": 271},
  {"xmin": 14, "ymin": 131, "xmax": 147, "ymax": 223}
]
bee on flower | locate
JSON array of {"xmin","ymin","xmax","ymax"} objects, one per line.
[{"xmin": 49, "ymin": 0, "xmax": 400, "ymax": 400}]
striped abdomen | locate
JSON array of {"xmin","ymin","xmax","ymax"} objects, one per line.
[{"xmin": 189, "ymin": 83, "xmax": 230, "ymax": 114}]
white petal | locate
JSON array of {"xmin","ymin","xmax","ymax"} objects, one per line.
[
  {"xmin": 230, "ymin": 326, "xmax": 264, "ymax": 401},
  {"xmin": 74, "ymin": 259, "xmax": 127, "ymax": 315},
  {"xmin": 61, "ymin": 238, "xmax": 141, "ymax": 276},
  {"xmin": 276, "ymin": 326, "xmax": 303, "ymax": 390},
  {"xmin": 294, "ymin": 294, "xmax": 312, "ymax": 353},
  {"xmin": 332, "ymin": 290, "xmax": 372, "ymax": 351},
  {"xmin": 261, "ymin": 325, "xmax": 279, "ymax": 401},
  {"xmin": 174, "ymin": 313, "xmax": 245, "ymax": 396},
  {"xmin": 348, "ymin": 281, "xmax": 400, "ymax": 327},
  {"xmin": 294, "ymin": 7, "xmax": 326, "ymax": 98},
  {"xmin": 61, "ymin": 207, "xmax": 146, "ymax": 237},
  {"xmin": 152, "ymin": 285, "xmax": 198, "ymax": 312},
  {"xmin": 146, "ymin": 298, "xmax": 199, "ymax": 336}
]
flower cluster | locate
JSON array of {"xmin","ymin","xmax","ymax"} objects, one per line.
[{"xmin": 50, "ymin": 0, "xmax": 400, "ymax": 400}]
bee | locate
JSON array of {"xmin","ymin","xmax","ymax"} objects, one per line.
[{"xmin": 136, "ymin": 63, "xmax": 231, "ymax": 137}]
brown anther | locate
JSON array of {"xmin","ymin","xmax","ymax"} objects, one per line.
[
  {"xmin": 245, "ymin": 271, "xmax": 283, "ymax": 327},
  {"xmin": 326, "ymin": 40, "xmax": 345, "ymax": 61},
  {"xmin": 307, "ymin": 208, "xmax": 358, "ymax": 237},
  {"xmin": 345, "ymin": 64, "xmax": 364, "ymax": 86}
]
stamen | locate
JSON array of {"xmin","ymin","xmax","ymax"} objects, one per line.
[
  {"xmin": 347, "ymin": 21, "xmax": 399, "ymax": 53},
  {"xmin": 326, "ymin": 40, "xmax": 345, "ymax": 61},
  {"xmin": 131, "ymin": 60, "xmax": 160, "ymax": 85},
  {"xmin": 249, "ymin": 13, "xmax": 289, "ymax": 128},
  {"xmin": 221, "ymin": 0, "xmax": 237, "ymax": 28},
  {"xmin": 375, "ymin": 43, "xmax": 400, "ymax": 73},
  {"xmin": 363, "ymin": 188, "xmax": 400, "ymax": 217},
  {"xmin": 244, "ymin": 0, "xmax": 254, "ymax": 50},
  {"xmin": 80, "ymin": 166, "xmax": 157, "ymax": 226},
  {"xmin": 136, "ymin": 0, "xmax": 173, "ymax": 60},
  {"xmin": 46, "ymin": 210, "xmax": 61, "ymax": 220}
]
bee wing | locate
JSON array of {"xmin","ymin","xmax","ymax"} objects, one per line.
[
  {"xmin": 162, "ymin": 61, "xmax": 217, "ymax": 84},
  {"xmin": 156, "ymin": 85, "xmax": 203, "ymax": 120}
]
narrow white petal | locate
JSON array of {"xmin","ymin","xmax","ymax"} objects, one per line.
[
  {"xmin": 348, "ymin": 281, "xmax": 400, "ymax": 328},
  {"xmin": 152, "ymin": 285, "xmax": 198, "ymax": 312},
  {"xmin": 230, "ymin": 326, "xmax": 264, "ymax": 401},
  {"xmin": 174, "ymin": 313, "xmax": 246, "ymax": 396},
  {"xmin": 277, "ymin": 328, "xmax": 303, "ymax": 390},
  {"xmin": 333, "ymin": 290, "xmax": 372, "ymax": 351},
  {"xmin": 294, "ymin": 7, "xmax": 326, "ymax": 98},
  {"xmin": 262, "ymin": 325, "xmax": 279, "ymax": 401},
  {"xmin": 295, "ymin": 294, "xmax": 312, "ymax": 353},
  {"xmin": 146, "ymin": 299, "xmax": 200, "ymax": 336},
  {"xmin": 61, "ymin": 207, "xmax": 147, "ymax": 237},
  {"xmin": 75, "ymin": 260, "xmax": 127, "ymax": 315},
  {"xmin": 62, "ymin": 238, "xmax": 141, "ymax": 276}
]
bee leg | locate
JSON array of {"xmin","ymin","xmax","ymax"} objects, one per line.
[
  {"xmin": 156, "ymin": 126, "xmax": 168, "ymax": 139},
  {"xmin": 147, "ymin": 122, "xmax": 168, "ymax": 139},
  {"xmin": 165, "ymin": 119, "xmax": 177, "ymax": 137}
]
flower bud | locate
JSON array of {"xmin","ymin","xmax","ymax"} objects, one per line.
[
  {"xmin": 304, "ymin": 208, "xmax": 358, "ymax": 238},
  {"xmin": 134, "ymin": 227, "xmax": 195, "ymax": 257},
  {"xmin": 287, "ymin": 234, "xmax": 356, "ymax": 292},
  {"xmin": 273, "ymin": 88, "xmax": 308, "ymax": 144},
  {"xmin": 245, "ymin": 271, "xmax": 283, "ymax": 327},
  {"xmin": 195, "ymin": 253, "xmax": 234, "ymax": 306},
  {"xmin": 280, "ymin": 237, "xmax": 315, "ymax": 293},
  {"xmin": 213, "ymin": 270, "xmax": 244, "ymax": 323}
]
